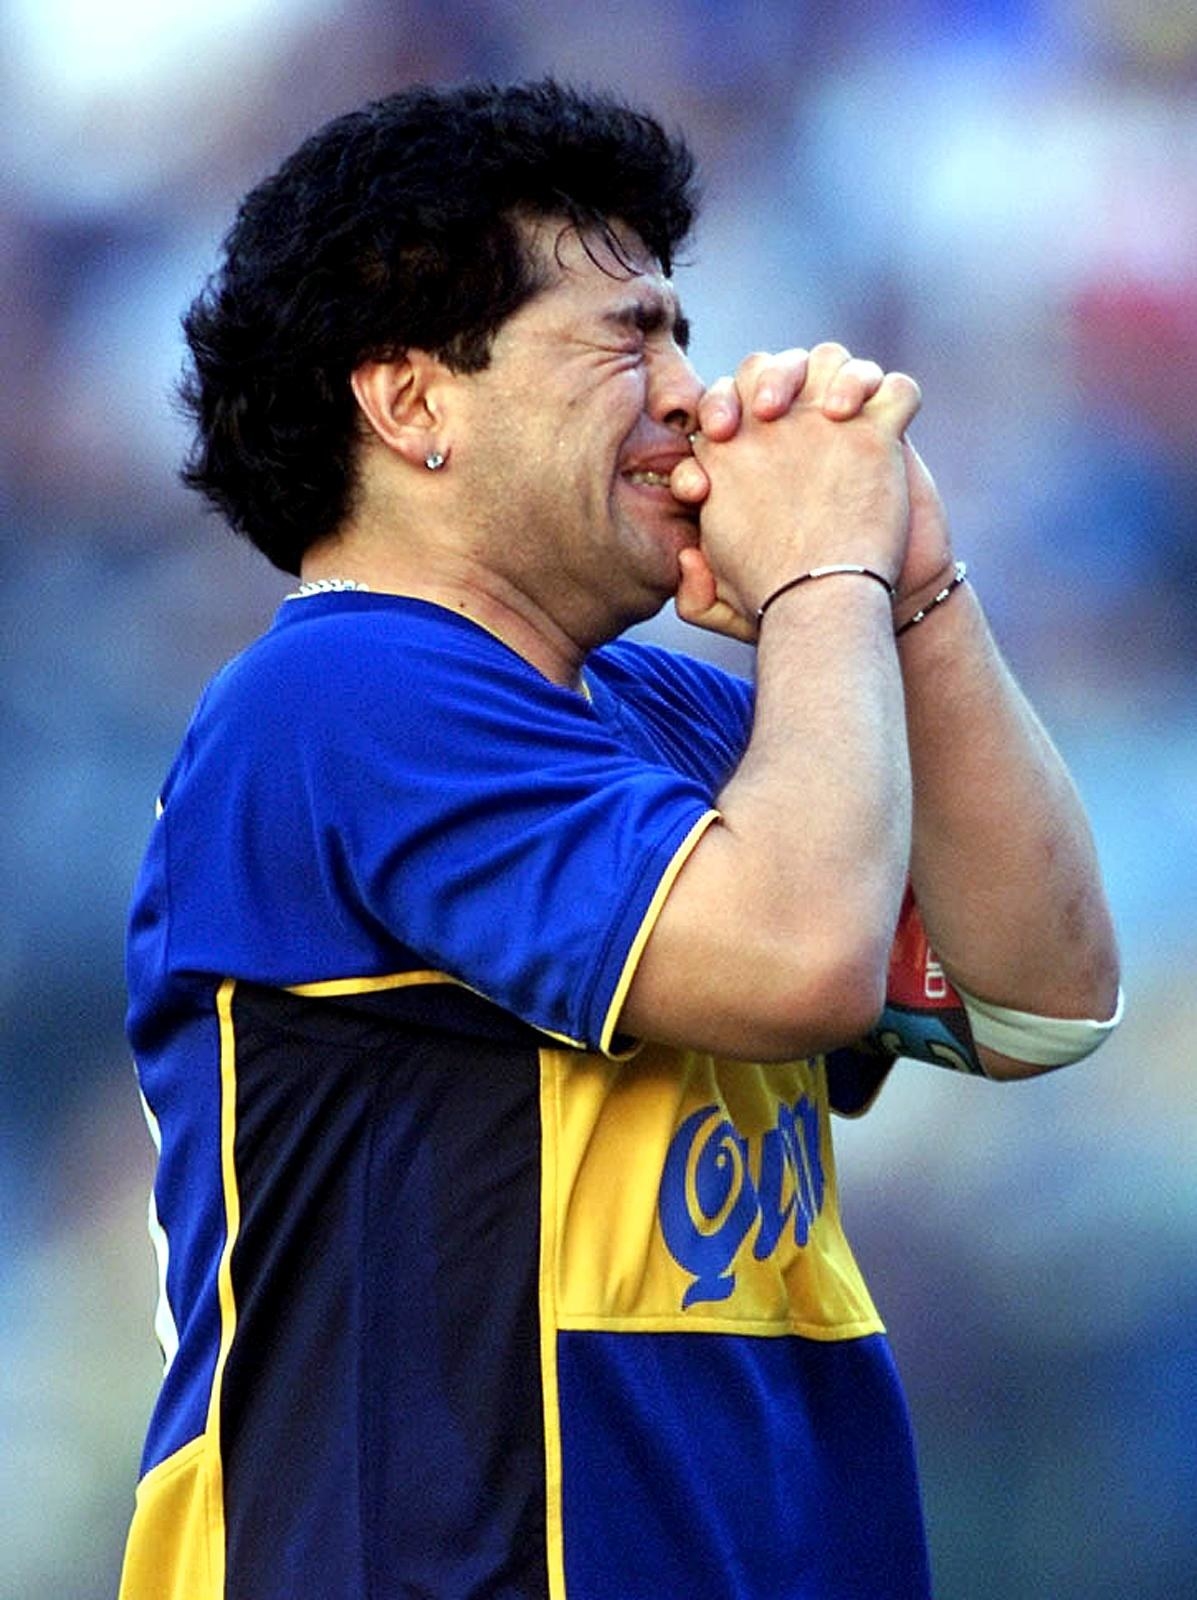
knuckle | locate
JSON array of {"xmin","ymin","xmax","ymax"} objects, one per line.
[
  {"xmin": 810, "ymin": 339, "xmax": 852, "ymax": 365},
  {"xmin": 836, "ymin": 357, "xmax": 881, "ymax": 388},
  {"xmin": 698, "ymin": 379, "xmax": 737, "ymax": 423},
  {"xmin": 768, "ymin": 346, "xmax": 809, "ymax": 379},
  {"xmin": 884, "ymin": 370, "xmax": 922, "ymax": 403},
  {"xmin": 737, "ymin": 350, "xmax": 772, "ymax": 380}
]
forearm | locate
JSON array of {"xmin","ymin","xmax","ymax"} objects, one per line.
[
  {"xmin": 899, "ymin": 580, "xmax": 1120, "ymax": 1025},
  {"xmin": 624, "ymin": 345, "xmax": 922, "ymax": 1058},
  {"xmin": 720, "ymin": 579, "xmax": 912, "ymax": 1001},
  {"xmin": 622, "ymin": 580, "xmax": 912, "ymax": 1058}
]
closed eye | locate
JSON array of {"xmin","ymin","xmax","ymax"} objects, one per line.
[{"xmin": 603, "ymin": 297, "xmax": 690, "ymax": 353}]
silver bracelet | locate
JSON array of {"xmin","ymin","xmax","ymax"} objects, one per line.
[{"xmin": 756, "ymin": 563, "xmax": 896, "ymax": 625}]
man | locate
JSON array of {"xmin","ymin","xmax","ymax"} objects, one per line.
[{"xmin": 119, "ymin": 80, "xmax": 1120, "ymax": 1599}]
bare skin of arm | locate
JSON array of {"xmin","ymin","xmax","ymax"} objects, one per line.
[
  {"xmin": 619, "ymin": 345, "xmax": 922, "ymax": 1061},
  {"xmin": 667, "ymin": 355, "xmax": 1120, "ymax": 1078},
  {"xmin": 892, "ymin": 448, "xmax": 1120, "ymax": 1078}
]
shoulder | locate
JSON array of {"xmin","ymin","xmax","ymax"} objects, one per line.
[
  {"xmin": 589, "ymin": 637, "xmax": 753, "ymax": 722},
  {"xmin": 182, "ymin": 596, "xmax": 657, "ymax": 800},
  {"xmin": 584, "ymin": 637, "xmax": 754, "ymax": 788},
  {"xmin": 201, "ymin": 594, "xmax": 588, "ymax": 733},
  {"xmin": 217, "ymin": 593, "xmax": 510, "ymax": 687}
]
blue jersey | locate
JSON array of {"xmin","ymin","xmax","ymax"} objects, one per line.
[{"xmin": 119, "ymin": 592, "xmax": 931, "ymax": 1600}]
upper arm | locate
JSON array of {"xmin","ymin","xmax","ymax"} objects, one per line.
[
  {"xmin": 616, "ymin": 816, "xmax": 893, "ymax": 1061},
  {"xmin": 297, "ymin": 627, "xmax": 727, "ymax": 1054}
]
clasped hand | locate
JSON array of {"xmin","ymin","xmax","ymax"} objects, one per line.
[{"xmin": 669, "ymin": 342, "xmax": 955, "ymax": 643}]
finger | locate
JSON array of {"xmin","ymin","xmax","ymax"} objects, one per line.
[
  {"xmin": 700, "ymin": 347, "xmax": 811, "ymax": 435},
  {"xmin": 726, "ymin": 350, "xmax": 778, "ymax": 424},
  {"xmin": 674, "ymin": 545, "xmax": 718, "ymax": 614},
  {"xmin": 670, "ymin": 455, "xmax": 709, "ymax": 504},
  {"xmin": 822, "ymin": 357, "xmax": 885, "ymax": 419},
  {"xmin": 675, "ymin": 548, "xmax": 758, "ymax": 643},
  {"xmin": 748, "ymin": 347, "xmax": 810, "ymax": 420},
  {"xmin": 696, "ymin": 374, "xmax": 740, "ymax": 440},
  {"xmin": 802, "ymin": 340, "xmax": 854, "ymax": 403},
  {"xmin": 863, "ymin": 370, "xmax": 922, "ymax": 435}
]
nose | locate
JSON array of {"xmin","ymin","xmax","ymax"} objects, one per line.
[{"xmin": 650, "ymin": 346, "xmax": 703, "ymax": 437}]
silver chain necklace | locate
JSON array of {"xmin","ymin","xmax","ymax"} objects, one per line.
[{"xmin": 285, "ymin": 577, "xmax": 371, "ymax": 599}]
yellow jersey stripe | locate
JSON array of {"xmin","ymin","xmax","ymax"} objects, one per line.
[{"xmin": 598, "ymin": 809, "xmax": 720, "ymax": 1056}]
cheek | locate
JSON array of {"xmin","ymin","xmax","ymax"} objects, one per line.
[
  {"xmin": 603, "ymin": 368, "xmax": 650, "ymax": 445},
  {"xmin": 547, "ymin": 368, "xmax": 647, "ymax": 471}
]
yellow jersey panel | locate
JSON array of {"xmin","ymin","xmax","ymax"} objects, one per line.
[
  {"xmin": 542, "ymin": 1044, "xmax": 884, "ymax": 1339},
  {"xmin": 118, "ymin": 1436, "xmax": 224, "ymax": 1600}
]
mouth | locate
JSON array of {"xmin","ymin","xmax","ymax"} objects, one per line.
[
  {"xmin": 618, "ymin": 468, "xmax": 698, "ymax": 527},
  {"xmin": 622, "ymin": 469, "xmax": 674, "ymax": 489},
  {"xmin": 617, "ymin": 450, "xmax": 699, "ymax": 538}
]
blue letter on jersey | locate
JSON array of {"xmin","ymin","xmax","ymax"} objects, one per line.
[{"xmin": 658, "ymin": 1096, "xmax": 826, "ymax": 1309}]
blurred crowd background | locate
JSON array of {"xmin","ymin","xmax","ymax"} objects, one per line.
[{"xmin": 2, "ymin": 1, "xmax": 1194, "ymax": 1596}]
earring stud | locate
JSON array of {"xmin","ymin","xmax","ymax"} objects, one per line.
[{"xmin": 425, "ymin": 451, "xmax": 446, "ymax": 471}]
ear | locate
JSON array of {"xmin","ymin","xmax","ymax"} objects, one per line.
[{"xmin": 350, "ymin": 350, "xmax": 448, "ymax": 470}]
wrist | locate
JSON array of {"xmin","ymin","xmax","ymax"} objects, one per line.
[
  {"xmin": 756, "ymin": 563, "xmax": 896, "ymax": 625},
  {"xmin": 893, "ymin": 559, "xmax": 968, "ymax": 637}
]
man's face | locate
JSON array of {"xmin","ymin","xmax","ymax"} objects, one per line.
[{"xmin": 447, "ymin": 220, "xmax": 704, "ymax": 642}]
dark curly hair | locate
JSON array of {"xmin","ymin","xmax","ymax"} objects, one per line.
[{"xmin": 179, "ymin": 79, "xmax": 698, "ymax": 574}]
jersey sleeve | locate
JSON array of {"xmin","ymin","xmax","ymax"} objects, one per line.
[{"xmin": 162, "ymin": 603, "xmax": 721, "ymax": 1055}]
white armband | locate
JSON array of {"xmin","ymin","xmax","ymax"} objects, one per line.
[{"xmin": 957, "ymin": 985, "xmax": 1124, "ymax": 1067}]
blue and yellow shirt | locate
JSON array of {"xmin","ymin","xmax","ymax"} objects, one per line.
[{"xmin": 120, "ymin": 592, "xmax": 931, "ymax": 1600}]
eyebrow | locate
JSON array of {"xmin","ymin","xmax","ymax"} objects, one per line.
[{"xmin": 603, "ymin": 294, "xmax": 691, "ymax": 352}]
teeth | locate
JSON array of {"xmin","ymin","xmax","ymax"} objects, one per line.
[{"xmin": 626, "ymin": 470, "xmax": 671, "ymax": 487}]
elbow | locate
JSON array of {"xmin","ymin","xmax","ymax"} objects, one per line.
[
  {"xmin": 746, "ymin": 935, "xmax": 890, "ymax": 1061},
  {"xmin": 966, "ymin": 974, "xmax": 1125, "ymax": 1082},
  {"xmin": 619, "ymin": 858, "xmax": 902, "ymax": 1062}
]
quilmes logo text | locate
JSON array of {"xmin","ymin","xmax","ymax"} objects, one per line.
[{"xmin": 657, "ymin": 1096, "xmax": 825, "ymax": 1309}]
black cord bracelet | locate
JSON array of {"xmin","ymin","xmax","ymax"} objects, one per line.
[
  {"xmin": 894, "ymin": 561, "xmax": 969, "ymax": 637},
  {"xmin": 756, "ymin": 564, "xmax": 896, "ymax": 625}
]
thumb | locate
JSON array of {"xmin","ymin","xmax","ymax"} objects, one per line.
[
  {"xmin": 670, "ymin": 456, "xmax": 709, "ymax": 505},
  {"xmin": 675, "ymin": 548, "xmax": 758, "ymax": 644},
  {"xmin": 865, "ymin": 370, "xmax": 922, "ymax": 436}
]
